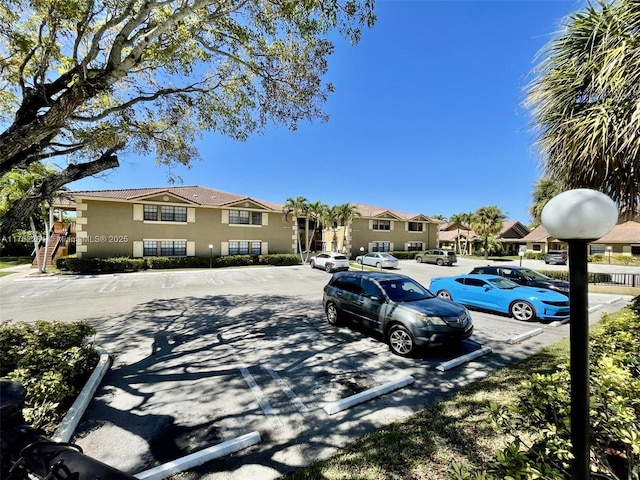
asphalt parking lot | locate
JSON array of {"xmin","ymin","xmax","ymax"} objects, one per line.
[{"xmin": 0, "ymin": 258, "xmax": 635, "ymax": 480}]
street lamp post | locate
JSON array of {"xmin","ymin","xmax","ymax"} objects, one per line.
[
  {"xmin": 209, "ymin": 244, "xmax": 213, "ymax": 269},
  {"xmin": 541, "ymin": 189, "xmax": 617, "ymax": 480},
  {"xmin": 607, "ymin": 246, "xmax": 612, "ymax": 264},
  {"xmin": 360, "ymin": 246, "xmax": 365, "ymax": 271}
]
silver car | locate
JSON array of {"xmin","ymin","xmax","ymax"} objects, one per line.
[
  {"xmin": 355, "ymin": 252, "xmax": 399, "ymax": 269},
  {"xmin": 309, "ymin": 252, "xmax": 350, "ymax": 273}
]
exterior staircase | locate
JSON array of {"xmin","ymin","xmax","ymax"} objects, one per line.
[{"xmin": 31, "ymin": 222, "xmax": 73, "ymax": 269}]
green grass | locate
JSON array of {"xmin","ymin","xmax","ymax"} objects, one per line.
[
  {"xmin": 0, "ymin": 256, "xmax": 32, "ymax": 275},
  {"xmin": 283, "ymin": 333, "xmax": 576, "ymax": 479}
]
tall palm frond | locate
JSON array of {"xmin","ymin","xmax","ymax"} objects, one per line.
[{"xmin": 526, "ymin": 0, "xmax": 640, "ymax": 220}]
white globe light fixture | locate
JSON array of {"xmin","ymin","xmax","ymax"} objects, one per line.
[
  {"xmin": 541, "ymin": 188, "xmax": 617, "ymax": 480},
  {"xmin": 541, "ymin": 189, "xmax": 618, "ymax": 241}
]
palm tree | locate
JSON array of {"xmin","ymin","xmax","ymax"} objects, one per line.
[
  {"xmin": 305, "ymin": 201, "xmax": 329, "ymax": 256},
  {"xmin": 529, "ymin": 177, "xmax": 563, "ymax": 228},
  {"xmin": 525, "ymin": 0, "xmax": 640, "ymax": 221},
  {"xmin": 449, "ymin": 213, "xmax": 465, "ymax": 255},
  {"xmin": 320, "ymin": 205, "xmax": 340, "ymax": 252},
  {"xmin": 335, "ymin": 203, "xmax": 360, "ymax": 255},
  {"xmin": 460, "ymin": 212, "xmax": 475, "ymax": 255},
  {"xmin": 282, "ymin": 196, "xmax": 309, "ymax": 262},
  {"xmin": 471, "ymin": 206, "xmax": 505, "ymax": 260}
]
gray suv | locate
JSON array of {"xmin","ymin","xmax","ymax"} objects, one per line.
[
  {"xmin": 322, "ymin": 271, "xmax": 473, "ymax": 356},
  {"xmin": 415, "ymin": 249, "xmax": 457, "ymax": 266}
]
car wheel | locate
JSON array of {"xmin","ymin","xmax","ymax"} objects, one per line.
[
  {"xmin": 356, "ymin": 258, "xmax": 362, "ymax": 264},
  {"xmin": 376, "ymin": 262, "xmax": 381, "ymax": 269},
  {"xmin": 310, "ymin": 260, "xmax": 316, "ymax": 269},
  {"xmin": 436, "ymin": 259, "xmax": 444, "ymax": 266},
  {"xmin": 388, "ymin": 324, "xmax": 415, "ymax": 357},
  {"xmin": 325, "ymin": 302, "xmax": 342, "ymax": 326},
  {"xmin": 510, "ymin": 300, "xmax": 536, "ymax": 321},
  {"xmin": 415, "ymin": 257, "xmax": 422, "ymax": 263},
  {"xmin": 436, "ymin": 290, "xmax": 452, "ymax": 300},
  {"xmin": 325, "ymin": 263, "xmax": 333, "ymax": 273}
]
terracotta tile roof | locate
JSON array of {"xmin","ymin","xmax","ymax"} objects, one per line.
[
  {"xmin": 596, "ymin": 221, "xmax": 640, "ymax": 243},
  {"xmin": 354, "ymin": 203, "xmax": 434, "ymax": 222},
  {"xmin": 520, "ymin": 221, "xmax": 640, "ymax": 243},
  {"xmin": 520, "ymin": 225, "xmax": 551, "ymax": 242},
  {"xmin": 70, "ymin": 186, "xmax": 284, "ymax": 211},
  {"xmin": 439, "ymin": 229, "xmax": 475, "ymax": 241}
]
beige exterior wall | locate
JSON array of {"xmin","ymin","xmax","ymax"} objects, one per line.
[
  {"xmin": 75, "ymin": 197, "xmax": 292, "ymax": 258},
  {"xmin": 347, "ymin": 217, "xmax": 438, "ymax": 259}
]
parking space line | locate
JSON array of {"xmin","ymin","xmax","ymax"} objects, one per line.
[
  {"xmin": 226, "ymin": 345, "xmax": 283, "ymax": 429},
  {"xmin": 262, "ymin": 363, "xmax": 309, "ymax": 414},
  {"xmin": 162, "ymin": 275, "xmax": 175, "ymax": 289},
  {"xmin": 99, "ymin": 281, "xmax": 117, "ymax": 293}
]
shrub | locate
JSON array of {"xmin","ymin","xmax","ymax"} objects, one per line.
[
  {"xmin": 462, "ymin": 308, "xmax": 640, "ymax": 480},
  {"xmin": 258, "ymin": 254, "xmax": 300, "ymax": 265},
  {"xmin": 0, "ymin": 320, "xmax": 98, "ymax": 433}
]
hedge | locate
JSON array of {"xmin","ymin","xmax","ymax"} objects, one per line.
[{"xmin": 56, "ymin": 253, "xmax": 301, "ymax": 273}]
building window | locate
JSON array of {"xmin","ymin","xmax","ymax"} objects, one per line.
[
  {"xmin": 590, "ymin": 244, "xmax": 606, "ymax": 255},
  {"xmin": 143, "ymin": 240, "xmax": 158, "ymax": 256},
  {"xmin": 632, "ymin": 245, "xmax": 640, "ymax": 256},
  {"xmin": 533, "ymin": 244, "xmax": 542, "ymax": 252},
  {"xmin": 144, "ymin": 205, "xmax": 158, "ymax": 221},
  {"xmin": 160, "ymin": 240, "xmax": 187, "ymax": 256},
  {"xmin": 229, "ymin": 210, "xmax": 262, "ymax": 225},
  {"xmin": 408, "ymin": 222, "xmax": 423, "ymax": 232},
  {"xmin": 407, "ymin": 242, "xmax": 423, "ymax": 251},
  {"xmin": 373, "ymin": 220, "xmax": 391, "ymax": 231},
  {"xmin": 371, "ymin": 242, "xmax": 390, "ymax": 252},
  {"xmin": 161, "ymin": 206, "xmax": 187, "ymax": 222},
  {"xmin": 228, "ymin": 241, "xmax": 262, "ymax": 255}
]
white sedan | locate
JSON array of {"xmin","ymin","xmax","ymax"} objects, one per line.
[
  {"xmin": 309, "ymin": 252, "xmax": 351, "ymax": 273},
  {"xmin": 355, "ymin": 252, "xmax": 399, "ymax": 269}
]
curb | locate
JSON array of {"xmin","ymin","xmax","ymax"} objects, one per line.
[
  {"xmin": 506, "ymin": 328, "xmax": 543, "ymax": 345},
  {"xmin": 323, "ymin": 375, "xmax": 415, "ymax": 415},
  {"xmin": 133, "ymin": 431, "xmax": 262, "ymax": 480},
  {"xmin": 436, "ymin": 347, "xmax": 492, "ymax": 372},
  {"xmin": 53, "ymin": 346, "xmax": 111, "ymax": 443}
]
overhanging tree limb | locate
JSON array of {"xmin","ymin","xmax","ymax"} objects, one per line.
[{"xmin": 0, "ymin": 149, "xmax": 121, "ymax": 236}]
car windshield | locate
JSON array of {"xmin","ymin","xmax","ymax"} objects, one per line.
[
  {"xmin": 379, "ymin": 279, "xmax": 433, "ymax": 302},
  {"xmin": 519, "ymin": 268, "xmax": 550, "ymax": 280},
  {"xmin": 488, "ymin": 277, "xmax": 519, "ymax": 289}
]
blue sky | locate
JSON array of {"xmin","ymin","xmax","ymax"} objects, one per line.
[{"xmin": 69, "ymin": 0, "xmax": 583, "ymax": 225}]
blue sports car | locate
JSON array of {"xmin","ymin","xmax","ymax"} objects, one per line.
[{"xmin": 429, "ymin": 274, "xmax": 570, "ymax": 322}]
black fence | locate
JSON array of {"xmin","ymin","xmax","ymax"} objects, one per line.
[{"xmin": 592, "ymin": 273, "xmax": 640, "ymax": 288}]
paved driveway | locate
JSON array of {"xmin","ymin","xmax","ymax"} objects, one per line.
[{"xmin": 0, "ymin": 260, "xmax": 635, "ymax": 480}]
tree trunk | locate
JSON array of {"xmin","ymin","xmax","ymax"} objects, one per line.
[{"xmin": 0, "ymin": 151, "xmax": 119, "ymax": 237}]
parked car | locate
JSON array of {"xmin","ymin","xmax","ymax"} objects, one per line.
[
  {"xmin": 429, "ymin": 274, "xmax": 570, "ymax": 322},
  {"xmin": 415, "ymin": 249, "xmax": 457, "ymax": 266},
  {"xmin": 323, "ymin": 271, "xmax": 473, "ymax": 356},
  {"xmin": 469, "ymin": 265, "xmax": 569, "ymax": 295},
  {"xmin": 309, "ymin": 252, "xmax": 350, "ymax": 273},
  {"xmin": 355, "ymin": 252, "xmax": 399, "ymax": 269},
  {"xmin": 544, "ymin": 250, "xmax": 568, "ymax": 265}
]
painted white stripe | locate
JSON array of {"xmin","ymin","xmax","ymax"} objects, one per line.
[
  {"xmin": 208, "ymin": 276, "xmax": 224, "ymax": 285},
  {"xmin": 506, "ymin": 328, "xmax": 543, "ymax": 345},
  {"xmin": 323, "ymin": 376, "xmax": 415, "ymax": 415},
  {"xmin": 226, "ymin": 346, "xmax": 282, "ymax": 429},
  {"xmin": 162, "ymin": 275, "xmax": 175, "ymax": 289},
  {"xmin": 133, "ymin": 431, "xmax": 261, "ymax": 480},
  {"xmin": 262, "ymin": 363, "xmax": 309, "ymax": 414},
  {"xmin": 99, "ymin": 282, "xmax": 117, "ymax": 293},
  {"xmin": 435, "ymin": 347, "xmax": 492, "ymax": 372}
]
